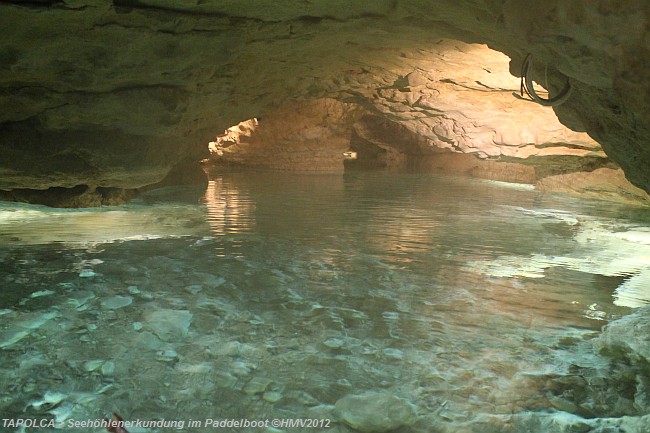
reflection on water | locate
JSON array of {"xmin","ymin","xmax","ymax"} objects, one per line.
[
  {"xmin": 204, "ymin": 177, "xmax": 256, "ymax": 237},
  {"xmin": 204, "ymin": 177, "xmax": 256, "ymax": 257},
  {"xmin": 1, "ymin": 171, "xmax": 650, "ymax": 432},
  {"xmin": 0, "ymin": 195, "xmax": 209, "ymax": 246}
]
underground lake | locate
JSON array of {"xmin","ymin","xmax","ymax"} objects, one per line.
[{"xmin": 1, "ymin": 170, "xmax": 650, "ymax": 432}]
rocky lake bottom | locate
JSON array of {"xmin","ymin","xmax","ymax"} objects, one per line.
[{"xmin": 1, "ymin": 171, "xmax": 649, "ymax": 433}]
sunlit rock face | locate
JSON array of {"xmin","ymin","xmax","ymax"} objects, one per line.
[
  {"xmin": 212, "ymin": 99, "xmax": 367, "ymax": 172},
  {"xmin": 1, "ymin": 0, "xmax": 649, "ymax": 203},
  {"xmin": 208, "ymin": 45, "xmax": 604, "ymax": 177},
  {"xmin": 207, "ymin": 89, "xmax": 647, "ymax": 203}
]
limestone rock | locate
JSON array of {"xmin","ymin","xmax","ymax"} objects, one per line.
[
  {"xmin": 1, "ymin": 0, "xmax": 650, "ymax": 201},
  {"xmin": 82, "ymin": 359, "xmax": 105, "ymax": 372},
  {"xmin": 594, "ymin": 304, "xmax": 650, "ymax": 365},
  {"xmin": 101, "ymin": 295, "xmax": 133, "ymax": 310},
  {"xmin": 0, "ymin": 310, "xmax": 58, "ymax": 349},
  {"xmin": 67, "ymin": 290, "xmax": 96, "ymax": 308},
  {"xmin": 536, "ymin": 168, "xmax": 650, "ymax": 206},
  {"xmin": 594, "ymin": 304, "xmax": 650, "ymax": 412},
  {"xmin": 262, "ymin": 391, "xmax": 282, "ymax": 403},
  {"xmin": 211, "ymin": 99, "xmax": 366, "ymax": 172},
  {"xmin": 243, "ymin": 376, "xmax": 273, "ymax": 395},
  {"xmin": 143, "ymin": 309, "xmax": 193, "ymax": 342},
  {"xmin": 334, "ymin": 392, "xmax": 417, "ymax": 432},
  {"xmin": 511, "ymin": 412, "xmax": 650, "ymax": 433}
]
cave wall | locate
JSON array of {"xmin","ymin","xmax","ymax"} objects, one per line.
[
  {"xmin": 204, "ymin": 96, "xmax": 649, "ymax": 205},
  {"xmin": 211, "ymin": 99, "xmax": 366, "ymax": 172},
  {"xmin": 1, "ymin": 0, "xmax": 649, "ymax": 200}
]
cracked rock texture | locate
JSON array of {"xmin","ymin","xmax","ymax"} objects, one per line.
[{"xmin": 1, "ymin": 0, "xmax": 649, "ymax": 203}]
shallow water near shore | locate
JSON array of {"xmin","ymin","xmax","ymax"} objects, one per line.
[{"xmin": 1, "ymin": 170, "xmax": 650, "ymax": 432}]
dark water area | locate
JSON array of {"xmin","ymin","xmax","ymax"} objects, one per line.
[{"xmin": 1, "ymin": 171, "xmax": 649, "ymax": 432}]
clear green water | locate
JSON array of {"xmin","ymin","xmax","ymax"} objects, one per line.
[{"xmin": 1, "ymin": 171, "xmax": 650, "ymax": 432}]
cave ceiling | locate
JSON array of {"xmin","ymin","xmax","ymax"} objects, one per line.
[{"xmin": 0, "ymin": 0, "xmax": 648, "ymax": 198}]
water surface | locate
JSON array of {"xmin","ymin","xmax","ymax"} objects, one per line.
[{"xmin": 1, "ymin": 171, "xmax": 649, "ymax": 432}]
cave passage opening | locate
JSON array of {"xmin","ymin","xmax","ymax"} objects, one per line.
[{"xmin": 197, "ymin": 41, "xmax": 648, "ymax": 207}]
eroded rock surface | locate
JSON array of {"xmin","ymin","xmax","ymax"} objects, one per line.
[
  {"xmin": 205, "ymin": 94, "xmax": 648, "ymax": 203},
  {"xmin": 211, "ymin": 99, "xmax": 366, "ymax": 172},
  {"xmin": 1, "ymin": 0, "xmax": 649, "ymax": 202}
]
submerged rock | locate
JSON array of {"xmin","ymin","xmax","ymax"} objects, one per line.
[
  {"xmin": 156, "ymin": 349, "xmax": 179, "ymax": 363},
  {"xmin": 243, "ymin": 376, "xmax": 273, "ymax": 395},
  {"xmin": 0, "ymin": 327, "xmax": 32, "ymax": 349},
  {"xmin": 48, "ymin": 402, "xmax": 76, "ymax": 424},
  {"xmin": 28, "ymin": 289, "xmax": 55, "ymax": 299},
  {"xmin": 101, "ymin": 360, "xmax": 115, "ymax": 375},
  {"xmin": 82, "ymin": 359, "xmax": 105, "ymax": 372},
  {"xmin": 334, "ymin": 392, "xmax": 417, "ymax": 433},
  {"xmin": 67, "ymin": 290, "xmax": 95, "ymax": 308},
  {"xmin": 143, "ymin": 309, "xmax": 192, "ymax": 342},
  {"xmin": 323, "ymin": 338, "xmax": 345, "ymax": 349},
  {"xmin": 511, "ymin": 411, "xmax": 650, "ymax": 433},
  {"xmin": 595, "ymin": 304, "xmax": 650, "ymax": 364},
  {"xmin": 29, "ymin": 391, "xmax": 67, "ymax": 410},
  {"xmin": 263, "ymin": 391, "xmax": 282, "ymax": 403},
  {"xmin": 0, "ymin": 310, "xmax": 58, "ymax": 349},
  {"xmin": 593, "ymin": 304, "xmax": 650, "ymax": 412},
  {"xmin": 382, "ymin": 348, "xmax": 404, "ymax": 360},
  {"xmin": 230, "ymin": 360, "xmax": 254, "ymax": 377},
  {"xmin": 101, "ymin": 295, "xmax": 133, "ymax": 310}
]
